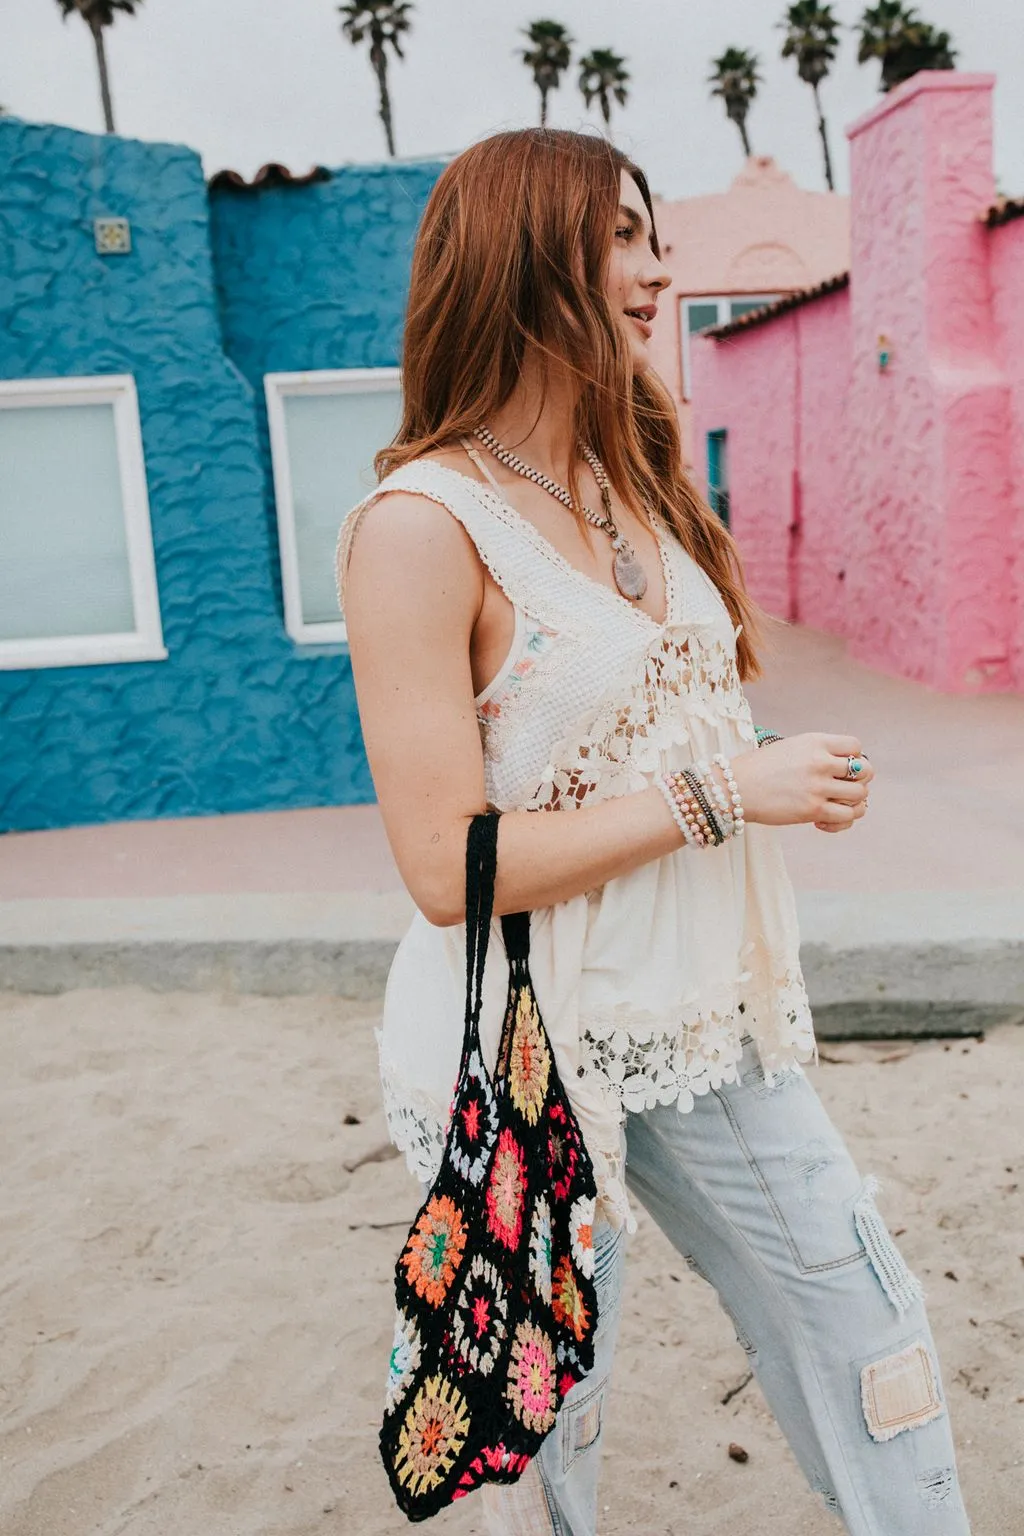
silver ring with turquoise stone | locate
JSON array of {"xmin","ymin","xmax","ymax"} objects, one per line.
[{"xmin": 844, "ymin": 755, "xmax": 865, "ymax": 780}]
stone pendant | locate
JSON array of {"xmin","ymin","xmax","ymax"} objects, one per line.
[{"xmin": 613, "ymin": 541, "xmax": 648, "ymax": 601}]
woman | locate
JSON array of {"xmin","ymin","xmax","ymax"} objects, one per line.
[{"xmin": 337, "ymin": 129, "xmax": 969, "ymax": 1534}]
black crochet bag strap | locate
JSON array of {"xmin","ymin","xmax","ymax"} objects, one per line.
[{"xmin": 464, "ymin": 813, "xmax": 531, "ymax": 1058}]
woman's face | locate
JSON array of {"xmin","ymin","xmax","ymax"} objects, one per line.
[{"xmin": 605, "ymin": 170, "xmax": 672, "ymax": 375}]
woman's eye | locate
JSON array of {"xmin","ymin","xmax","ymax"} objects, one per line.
[{"xmin": 615, "ymin": 226, "xmax": 632, "ymax": 240}]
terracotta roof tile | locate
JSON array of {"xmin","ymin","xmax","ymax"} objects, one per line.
[
  {"xmin": 207, "ymin": 163, "xmax": 332, "ymax": 192},
  {"xmin": 704, "ymin": 272, "xmax": 851, "ymax": 339},
  {"xmin": 985, "ymin": 197, "xmax": 1024, "ymax": 228}
]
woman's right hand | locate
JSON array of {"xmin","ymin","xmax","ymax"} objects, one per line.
[{"xmin": 728, "ymin": 734, "xmax": 873, "ymax": 833}]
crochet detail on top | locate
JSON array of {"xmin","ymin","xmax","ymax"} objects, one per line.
[
  {"xmin": 377, "ymin": 1032, "xmax": 449, "ymax": 1187},
  {"xmin": 522, "ymin": 627, "xmax": 755, "ymax": 812},
  {"xmin": 578, "ymin": 960, "xmax": 815, "ymax": 1118}
]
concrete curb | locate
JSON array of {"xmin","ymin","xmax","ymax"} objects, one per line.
[{"xmin": 1, "ymin": 892, "xmax": 1022, "ymax": 1039}]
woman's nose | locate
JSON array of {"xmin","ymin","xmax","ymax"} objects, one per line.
[{"xmin": 647, "ymin": 257, "xmax": 672, "ymax": 293}]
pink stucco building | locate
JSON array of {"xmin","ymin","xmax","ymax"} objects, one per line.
[
  {"xmin": 691, "ymin": 73, "xmax": 1024, "ymax": 696},
  {"xmin": 650, "ymin": 159, "xmax": 849, "ymax": 464}
]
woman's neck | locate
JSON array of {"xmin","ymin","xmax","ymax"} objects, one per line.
[{"xmin": 484, "ymin": 354, "xmax": 580, "ymax": 485}]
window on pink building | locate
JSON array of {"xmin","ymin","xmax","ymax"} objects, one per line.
[
  {"xmin": 680, "ymin": 296, "xmax": 780, "ymax": 399},
  {"xmin": 707, "ymin": 429, "xmax": 729, "ymax": 528}
]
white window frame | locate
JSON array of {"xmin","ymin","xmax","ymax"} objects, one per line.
[
  {"xmin": 265, "ymin": 366, "xmax": 401, "ymax": 645},
  {"xmin": 0, "ymin": 373, "xmax": 166, "ymax": 671},
  {"xmin": 680, "ymin": 295, "xmax": 782, "ymax": 400}
]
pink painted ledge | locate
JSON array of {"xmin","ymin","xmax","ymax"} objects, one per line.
[
  {"xmin": 0, "ymin": 803, "xmax": 402, "ymax": 900},
  {"xmin": 2, "ymin": 627, "xmax": 1024, "ymax": 904},
  {"xmin": 846, "ymin": 70, "xmax": 996, "ymax": 141}
]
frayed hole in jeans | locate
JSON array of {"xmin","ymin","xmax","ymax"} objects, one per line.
[
  {"xmin": 916, "ymin": 1465, "xmax": 957, "ymax": 1509},
  {"xmin": 785, "ymin": 1137, "xmax": 837, "ymax": 1205},
  {"xmin": 741, "ymin": 1056, "xmax": 798, "ymax": 1098},
  {"xmin": 811, "ymin": 1476, "xmax": 840, "ymax": 1515}
]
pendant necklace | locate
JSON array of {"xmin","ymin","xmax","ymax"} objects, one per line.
[{"xmin": 472, "ymin": 425, "xmax": 649, "ymax": 602}]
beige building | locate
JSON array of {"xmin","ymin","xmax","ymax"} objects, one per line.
[{"xmin": 649, "ymin": 157, "xmax": 850, "ymax": 463}]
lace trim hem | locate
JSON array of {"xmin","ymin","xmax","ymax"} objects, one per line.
[{"xmin": 376, "ymin": 972, "xmax": 816, "ymax": 1230}]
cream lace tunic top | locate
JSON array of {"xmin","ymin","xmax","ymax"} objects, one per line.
[{"xmin": 336, "ymin": 457, "xmax": 816, "ymax": 1229}]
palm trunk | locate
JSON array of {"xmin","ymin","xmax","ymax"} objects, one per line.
[
  {"xmin": 600, "ymin": 92, "xmax": 611, "ymax": 131},
  {"xmin": 737, "ymin": 115, "xmax": 752, "ymax": 157},
  {"xmin": 371, "ymin": 44, "xmax": 395, "ymax": 158},
  {"xmin": 90, "ymin": 17, "xmax": 115, "ymax": 133},
  {"xmin": 812, "ymin": 81, "xmax": 835, "ymax": 191},
  {"xmin": 539, "ymin": 85, "xmax": 548, "ymax": 127}
]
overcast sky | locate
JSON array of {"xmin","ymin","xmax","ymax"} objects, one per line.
[{"xmin": 4, "ymin": 1, "xmax": 1022, "ymax": 199}]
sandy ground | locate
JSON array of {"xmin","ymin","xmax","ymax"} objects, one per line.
[{"xmin": 0, "ymin": 990, "xmax": 1021, "ymax": 1536}]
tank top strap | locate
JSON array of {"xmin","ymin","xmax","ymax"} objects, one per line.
[{"xmin": 335, "ymin": 456, "xmax": 585, "ymax": 629}]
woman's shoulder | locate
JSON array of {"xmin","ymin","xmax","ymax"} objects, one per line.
[
  {"xmin": 408, "ymin": 444, "xmax": 479, "ymax": 477},
  {"xmin": 370, "ymin": 443, "xmax": 488, "ymax": 496},
  {"xmin": 343, "ymin": 446, "xmax": 494, "ymax": 529},
  {"xmin": 336, "ymin": 448, "xmax": 489, "ymax": 619},
  {"xmin": 345, "ymin": 444, "xmax": 496, "ymax": 545}
]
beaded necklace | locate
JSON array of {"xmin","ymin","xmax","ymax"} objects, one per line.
[{"xmin": 472, "ymin": 425, "xmax": 649, "ymax": 602}]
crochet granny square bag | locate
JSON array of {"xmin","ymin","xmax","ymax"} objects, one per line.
[{"xmin": 379, "ymin": 812, "xmax": 600, "ymax": 1521}]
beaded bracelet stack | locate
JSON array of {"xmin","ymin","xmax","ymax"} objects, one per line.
[{"xmin": 657, "ymin": 754, "xmax": 746, "ymax": 848}]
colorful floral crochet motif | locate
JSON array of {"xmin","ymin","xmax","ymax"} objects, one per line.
[
  {"xmin": 569, "ymin": 1195, "xmax": 596, "ymax": 1281},
  {"xmin": 393, "ymin": 1374, "xmax": 472, "ymax": 1497},
  {"xmin": 485, "ymin": 1128, "xmax": 528, "ymax": 1250},
  {"xmin": 400, "ymin": 1194, "xmax": 468, "ymax": 1307},
  {"xmin": 450, "ymin": 1255, "xmax": 509, "ymax": 1377},
  {"xmin": 551, "ymin": 1255, "xmax": 591, "ymax": 1343},
  {"xmin": 507, "ymin": 1320, "xmax": 559, "ymax": 1435},
  {"xmin": 386, "ymin": 1310, "xmax": 422, "ymax": 1414},
  {"xmin": 547, "ymin": 1101, "xmax": 581, "ymax": 1202},
  {"xmin": 529, "ymin": 1196, "xmax": 554, "ymax": 1304},
  {"xmin": 508, "ymin": 990, "xmax": 551, "ymax": 1125},
  {"xmin": 449, "ymin": 1048, "xmax": 499, "ymax": 1187}
]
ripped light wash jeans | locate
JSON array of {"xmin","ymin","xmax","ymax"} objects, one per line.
[{"xmin": 481, "ymin": 1037, "xmax": 970, "ymax": 1535}]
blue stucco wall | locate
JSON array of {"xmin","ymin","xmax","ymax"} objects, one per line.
[
  {"xmin": 0, "ymin": 118, "xmax": 441, "ymax": 831},
  {"xmin": 208, "ymin": 158, "xmax": 443, "ymax": 628}
]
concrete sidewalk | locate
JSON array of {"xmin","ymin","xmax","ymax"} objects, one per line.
[{"xmin": 2, "ymin": 624, "xmax": 1023, "ymax": 1032}]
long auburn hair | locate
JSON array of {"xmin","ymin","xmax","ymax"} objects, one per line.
[{"xmin": 377, "ymin": 127, "xmax": 762, "ymax": 680}]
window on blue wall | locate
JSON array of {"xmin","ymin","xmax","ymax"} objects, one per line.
[
  {"xmin": 265, "ymin": 368, "xmax": 403, "ymax": 644},
  {"xmin": 707, "ymin": 429, "xmax": 730, "ymax": 528},
  {"xmin": 0, "ymin": 375, "xmax": 166, "ymax": 671}
]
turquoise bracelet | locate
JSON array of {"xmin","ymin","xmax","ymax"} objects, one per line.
[{"xmin": 755, "ymin": 725, "xmax": 784, "ymax": 747}]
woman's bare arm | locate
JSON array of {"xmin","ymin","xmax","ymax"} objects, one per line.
[{"xmin": 343, "ymin": 492, "xmax": 871, "ymax": 926}]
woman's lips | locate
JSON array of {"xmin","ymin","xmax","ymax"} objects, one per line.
[{"xmin": 628, "ymin": 313, "xmax": 653, "ymax": 340}]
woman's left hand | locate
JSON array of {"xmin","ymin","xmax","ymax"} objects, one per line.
[{"xmin": 814, "ymin": 754, "xmax": 872, "ymax": 834}]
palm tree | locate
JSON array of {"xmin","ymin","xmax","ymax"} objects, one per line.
[
  {"xmin": 779, "ymin": 2, "xmax": 840, "ymax": 191},
  {"xmin": 857, "ymin": 2, "xmax": 956, "ymax": 93},
  {"xmin": 339, "ymin": 1, "xmax": 414, "ymax": 158},
  {"xmin": 56, "ymin": 0, "xmax": 142, "ymax": 134},
  {"xmin": 708, "ymin": 47, "xmax": 762, "ymax": 159},
  {"xmin": 578, "ymin": 48, "xmax": 629, "ymax": 135},
  {"xmin": 521, "ymin": 20, "xmax": 573, "ymax": 127}
]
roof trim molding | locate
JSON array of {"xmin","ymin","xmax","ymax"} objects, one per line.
[
  {"xmin": 208, "ymin": 163, "xmax": 332, "ymax": 192},
  {"xmin": 986, "ymin": 197, "xmax": 1024, "ymax": 229},
  {"xmin": 704, "ymin": 272, "xmax": 850, "ymax": 340}
]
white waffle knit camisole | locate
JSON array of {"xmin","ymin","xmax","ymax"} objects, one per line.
[{"xmin": 335, "ymin": 457, "xmax": 816, "ymax": 1228}]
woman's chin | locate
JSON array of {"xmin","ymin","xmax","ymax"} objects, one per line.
[{"xmin": 628, "ymin": 342, "xmax": 653, "ymax": 376}]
